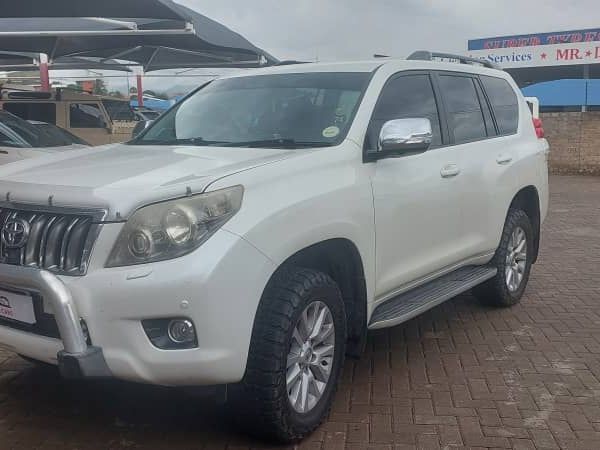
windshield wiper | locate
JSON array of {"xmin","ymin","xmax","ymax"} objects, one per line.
[
  {"xmin": 221, "ymin": 138, "xmax": 335, "ymax": 149},
  {"xmin": 133, "ymin": 137, "xmax": 229, "ymax": 146}
]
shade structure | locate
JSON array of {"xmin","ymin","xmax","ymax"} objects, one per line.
[
  {"xmin": 0, "ymin": 0, "xmax": 277, "ymax": 70},
  {"xmin": 0, "ymin": 52, "xmax": 133, "ymax": 72},
  {"xmin": 0, "ymin": 0, "xmax": 184, "ymax": 20}
]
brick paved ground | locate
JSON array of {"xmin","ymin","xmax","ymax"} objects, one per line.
[{"xmin": 0, "ymin": 175, "xmax": 599, "ymax": 450}]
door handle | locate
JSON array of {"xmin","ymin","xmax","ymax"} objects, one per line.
[
  {"xmin": 440, "ymin": 164, "xmax": 461, "ymax": 178},
  {"xmin": 0, "ymin": 150, "xmax": 7, "ymax": 154},
  {"xmin": 496, "ymin": 154, "xmax": 513, "ymax": 165}
]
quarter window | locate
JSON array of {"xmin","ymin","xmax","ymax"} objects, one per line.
[
  {"xmin": 438, "ymin": 75, "xmax": 487, "ymax": 144},
  {"xmin": 480, "ymin": 76, "xmax": 519, "ymax": 135},
  {"xmin": 367, "ymin": 74, "xmax": 442, "ymax": 149}
]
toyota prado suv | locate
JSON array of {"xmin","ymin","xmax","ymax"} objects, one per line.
[{"xmin": 0, "ymin": 52, "xmax": 549, "ymax": 442}]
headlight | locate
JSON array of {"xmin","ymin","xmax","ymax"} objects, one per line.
[{"xmin": 106, "ymin": 185, "xmax": 243, "ymax": 267}]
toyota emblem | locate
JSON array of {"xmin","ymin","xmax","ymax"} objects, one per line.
[{"xmin": 1, "ymin": 218, "xmax": 30, "ymax": 249}]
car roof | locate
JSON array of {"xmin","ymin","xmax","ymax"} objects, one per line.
[{"xmin": 219, "ymin": 58, "xmax": 510, "ymax": 81}]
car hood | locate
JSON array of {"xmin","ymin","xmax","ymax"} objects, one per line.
[{"xmin": 0, "ymin": 143, "xmax": 298, "ymax": 220}]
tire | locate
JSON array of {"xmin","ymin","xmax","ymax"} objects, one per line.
[
  {"xmin": 229, "ymin": 266, "xmax": 347, "ymax": 443},
  {"xmin": 474, "ymin": 208, "xmax": 534, "ymax": 307}
]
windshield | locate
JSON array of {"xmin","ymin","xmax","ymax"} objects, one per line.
[
  {"xmin": 36, "ymin": 123, "xmax": 89, "ymax": 146},
  {"xmin": 102, "ymin": 99, "xmax": 135, "ymax": 121},
  {"xmin": 135, "ymin": 72, "xmax": 370, "ymax": 148},
  {"xmin": 0, "ymin": 112, "xmax": 41, "ymax": 146},
  {"xmin": 0, "ymin": 112, "xmax": 89, "ymax": 148}
]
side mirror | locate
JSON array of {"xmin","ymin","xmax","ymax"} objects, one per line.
[
  {"xmin": 132, "ymin": 120, "xmax": 154, "ymax": 138},
  {"xmin": 377, "ymin": 118, "xmax": 432, "ymax": 157}
]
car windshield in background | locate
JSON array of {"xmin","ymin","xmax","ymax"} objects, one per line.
[
  {"xmin": 0, "ymin": 112, "xmax": 88, "ymax": 148},
  {"xmin": 0, "ymin": 112, "xmax": 42, "ymax": 146},
  {"xmin": 135, "ymin": 72, "xmax": 370, "ymax": 148},
  {"xmin": 102, "ymin": 99, "xmax": 136, "ymax": 121},
  {"xmin": 33, "ymin": 123, "xmax": 90, "ymax": 146}
]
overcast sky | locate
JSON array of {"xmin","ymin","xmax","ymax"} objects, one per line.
[
  {"xmin": 178, "ymin": 0, "xmax": 600, "ymax": 61},
  {"xmin": 49, "ymin": 0, "xmax": 600, "ymax": 94}
]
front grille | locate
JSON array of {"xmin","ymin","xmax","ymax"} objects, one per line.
[{"xmin": 0, "ymin": 206, "xmax": 102, "ymax": 276}]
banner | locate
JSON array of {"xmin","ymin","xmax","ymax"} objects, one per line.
[
  {"xmin": 469, "ymin": 29, "xmax": 600, "ymax": 51},
  {"xmin": 468, "ymin": 41, "xmax": 600, "ymax": 69}
]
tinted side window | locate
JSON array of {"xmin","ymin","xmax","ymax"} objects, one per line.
[
  {"xmin": 4, "ymin": 103, "xmax": 57, "ymax": 124},
  {"xmin": 438, "ymin": 75, "xmax": 487, "ymax": 144},
  {"xmin": 480, "ymin": 76, "xmax": 519, "ymax": 135},
  {"xmin": 368, "ymin": 74, "xmax": 442, "ymax": 148},
  {"xmin": 70, "ymin": 103, "xmax": 106, "ymax": 128},
  {"xmin": 475, "ymin": 82, "xmax": 496, "ymax": 137}
]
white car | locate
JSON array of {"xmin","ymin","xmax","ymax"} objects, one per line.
[
  {"xmin": 0, "ymin": 52, "xmax": 549, "ymax": 442},
  {"xmin": 0, "ymin": 111, "xmax": 88, "ymax": 164}
]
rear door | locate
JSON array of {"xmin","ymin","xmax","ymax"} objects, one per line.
[
  {"xmin": 437, "ymin": 72, "xmax": 519, "ymax": 258},
  {"xmin": 369, "ymin": 72, "xmax": 465, "ymax": 298}
]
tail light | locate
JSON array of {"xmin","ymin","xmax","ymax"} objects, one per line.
[{"xmin": 533, "ymin": 118, "xmax": 545, "ymax": 139}]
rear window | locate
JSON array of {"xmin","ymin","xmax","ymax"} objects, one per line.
[{"xmin": 480, "ymin": 76, "xmax": 519, "ymax": 135}]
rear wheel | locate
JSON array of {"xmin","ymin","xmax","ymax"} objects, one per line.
[
  {"xmin": 229, "ymin": 267, "xmax": 346, "ymax": 442},
  {"xmin": 475, "ymin": 208, "xmax": 534, "ymax": 307}
]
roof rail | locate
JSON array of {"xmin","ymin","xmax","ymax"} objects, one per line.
[{"xmin": 407, "ymin": 51, "xmax": 502, "ymax": 70}]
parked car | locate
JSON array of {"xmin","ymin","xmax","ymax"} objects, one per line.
[
  {"xmin": 0, "ymin": 52, "xmax": 549, "ymax": 442},
  {"xmin": 0, "ymin": 111, "xmax": 88, "ymax": 165},
  {"xmin": 0, "ymin": 86, "xmax": 137, "ymax": 145}
]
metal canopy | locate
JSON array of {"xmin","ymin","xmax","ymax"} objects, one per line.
[
  {"xmin": 0, "ymin": 0, "xmax": 277, "ymax": 70},
  {"xmin": 508, "ymin": 65, "xmax": 600, "ymax": 87},
  {"xmin": 0, "ymin": 0, "xmax": 185, "ymax": 20},
  {"xmin": 0, "ymin": 52, "xmax": 133, "ymax": 72}
]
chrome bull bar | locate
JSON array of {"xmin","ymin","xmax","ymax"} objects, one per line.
[{"xmin": 0, "ymin": 264, "xmax": 110, "ymax": 378}]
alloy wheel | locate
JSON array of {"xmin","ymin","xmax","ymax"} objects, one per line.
[
  {"xmin": 286, "ymin": 301, "xmax": 335, "ymax": 414},
  {"xmin": 505, "ymin": 226, "xmax": 527, "ymax": 292}
]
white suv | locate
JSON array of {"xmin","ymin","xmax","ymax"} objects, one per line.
[{"xmin": 0, "ymin": 52, "xmax": 549, "ymax": 442}]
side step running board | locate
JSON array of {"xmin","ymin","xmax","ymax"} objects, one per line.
[{"xmin": 368, "ymin": 265, "xmax": 497, "ymax": 330}]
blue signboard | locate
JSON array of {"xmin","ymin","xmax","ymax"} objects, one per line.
[{"xmin": 469, "ymin": 28, "xmax": 600, "ymax": 51}]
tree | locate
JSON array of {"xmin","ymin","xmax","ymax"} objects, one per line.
[{"xmin": 93, "ymin": 79, "xmax": 109, "ymax": 96}]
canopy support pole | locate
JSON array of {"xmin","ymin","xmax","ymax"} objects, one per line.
[
  {"xmin": 136, "ymin": 74, "xmax": 144, "ymax": 108},
  {"xmin": 39, "ymin": 53, "xmax": 50, "ymax": 92}
]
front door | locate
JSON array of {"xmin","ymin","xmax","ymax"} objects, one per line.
[
  {"xmin": 369, "ymin": 72, "xmax": 465, "ymax": 299},
  {"xmin": 67, "ymin": 102, "xmax": 112, "ymax": 146}
]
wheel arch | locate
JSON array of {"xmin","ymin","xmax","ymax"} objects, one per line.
[
  {"xmin": 261, "ymin": 238, "xmax": 368, "ymax": 358},
  {"xmin": 508, "ymin": 185, "xmax": 541, "ymax": 263}
]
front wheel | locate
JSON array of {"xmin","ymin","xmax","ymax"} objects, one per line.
[
  {"xmin": 475, "ymin": 208, "xmax": 534, "ymax": 307},
  {"xmin": 229, "ymin": 267, "xmax": 347, "ymax": 442}
]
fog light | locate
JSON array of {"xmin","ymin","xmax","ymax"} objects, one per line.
[
  {"xmin": 142, "ymin": 318, "xmax": 198, "ymax": 349},
  {"xmin": 168, "ymin": 319, "xmax": 196, "ymax": 344}
]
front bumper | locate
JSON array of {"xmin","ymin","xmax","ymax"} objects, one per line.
[
  {"xmin": 0, "ymin": 265, "xmax": 111, "ymax": 378},
  {"xmin": 0, "ymin": 228, "xmax": 276, "ymax": 386}
]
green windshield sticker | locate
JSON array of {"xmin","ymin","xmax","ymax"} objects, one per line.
[{"xmin": 322, "ymin": 126, "xmax": 340, "ymax": 138}]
